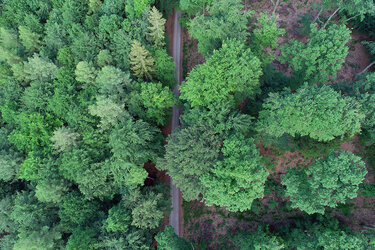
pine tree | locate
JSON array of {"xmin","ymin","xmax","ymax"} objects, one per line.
[
  {"xmin": 147, "ymin": 7, "xmax": 166, "ymax": 48},
  {"xmin": 129, "ymin": 40, "xmax": 155, "ymax": 80}
]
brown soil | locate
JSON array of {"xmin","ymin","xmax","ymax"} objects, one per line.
[{"xmin": 182, "ymin": 28, "xmax": 205, "ymax": 76}]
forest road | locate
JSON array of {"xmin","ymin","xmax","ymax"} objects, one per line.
[{"xmin": 170, "ymin": 10, "xmax": 182, "ymax": 236}]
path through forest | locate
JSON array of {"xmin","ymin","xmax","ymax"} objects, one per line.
[{"xmin": 169, "ymin": 10, "xmax": 183, "ymax": 236}]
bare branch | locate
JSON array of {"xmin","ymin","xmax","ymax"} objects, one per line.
[
  {"xmin": 322, "ymin": 7, "xmax": 341, "ymax": 29},
  {"xmin": 358, "ymin": 61, "xmax": 375, "ymax": 75}
]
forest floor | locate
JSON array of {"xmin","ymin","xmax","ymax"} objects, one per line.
[{"xmin": 180, "ymin": 0, "xmax": 375, "ymax": 248}]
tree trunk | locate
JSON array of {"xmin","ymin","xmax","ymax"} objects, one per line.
[
  {"xmin": 312, "ymin": 6, "xmax": 323, "ymax": 24},
  {"xmin": 322, "ymin": 7, "xmax": 341, "ymax": 29},
  {"xmin": 359, "ymin": 61, "xmax": 375, "ymax": 75},
  {"xmin": 272, "ymin": 0, "xmax": 280, "ymax": 15}
]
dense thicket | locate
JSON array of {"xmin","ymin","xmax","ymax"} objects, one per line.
[{"xmin": 0, "ymin": 0, "xmax": 175, "ymax": 248}]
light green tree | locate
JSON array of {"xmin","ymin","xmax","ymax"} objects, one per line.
[
  {"xmin": 282, "ymin": 151, "xmax": 367, "ymax": 214},
  {"xmin": 50, "ymin": 127, "xmax": 79, "ymax": 153},
  {"xmin": 147, "ymin": 7, "xmax": 166, "ymax": 48},
  {"xmin": 251, "ymin": 13, "xmax": 285, "ymax": 65},
  {"xmin": 279, "ymin": 24, "xmax": 350, "ymax": 83},
  {"xmin": 130, "ymin": 40, "xmax": 155, "ymax": 80},
  {"xmin": 88, "ymin": 97, "xmax": 125, "ymax": 130},
  {"xmin": 201, "ymin": 134, "xmax": 269, "ymax": 212},
  {"xmin": 180, "ymin": 39, "xmax": 262, "ymax": 107},
  {"xmin": 18, "ymin": 26, "xmax": 42, "ymax": 54},
  {"xmin": 75, "ymin": 61, "xmax": 97, "ymax": 84},
  {"xmin": 257, "ymin": 84, "xmax": 364, "ymax": 142}
]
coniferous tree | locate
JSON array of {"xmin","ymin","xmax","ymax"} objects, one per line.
[
  {"xmin": 147, "ymin": 6, "xmax": 166, "ymax": 48},
  {"xmin": 129, "ymin": 40, "xmax": 155, "ymax": 80}
]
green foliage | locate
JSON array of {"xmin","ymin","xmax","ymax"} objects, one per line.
[
  {"xmin": 152, "ymin": 48, "xmax": 176, "ymax": 88},
  {"xmin": 180, "ymin": 39, "xmax": 262, "ymax": 107},
  {"xmin": 18, "ymin": 26, "xmax": 42, "ymax": 54},
  {"xmin": 282, "ymin": 151, "xmax": 367, "ymax": 214},
  {"xmin": 123, "ymin": 184, "xmax": 170, "ymax": 230},
  {"xmin": 103, "ymin": 203, "xmax": 132, "ymax": 233},
  {"xmin": 35, "ymin": 179, "xmax": 70, "ymax": 204},
  {"xmin": 130, "ymin": 40, "xmax": 155, "ymax": 80},
  {"xmin": 257, "ymin": 83, "xmax": 364, "ymax": 142},
  {"xmin": 18, "ymin": 54, "xmax": 58, "ymax": 82},
  {"xmin": 188, "ymin": 0, "xmax": 249, "ymax": 56},
  {"xmin": 230, "ymin": 228, "xmax": 284, "ymax": 250},
  {"xmin": 147, "ymin": 7, "xmax": 166, "ymax": 48},
  {"xmin": 140, "ymin": 81, "xmax": 176, "ymax": 125},
  {"xmin": 125, "ymin": 0, "xmax": 152, "ymax": 18},
  {"xmin": 66, "ymin": 227, "xmax": 98, "ymax": 250},
  {"xmin": 323, "ymin": 0, "xmax": 375, "ymax": 20},
  {"xmin": 96, "ymin": 49, "xmax": 113, "ymax": 67},
  {"xmin": 50, "ymin": 127, "xmax": 79, "ymax": 153},
  {"xmin": 251, "ymin": 13, "xmax": 285, "ymax": 65},
  {"xmin": 201, "ymin": 134, "xmax": 268, "ymax": 212},
  {"xmin": 180, "ymin": 0, "xmax": 214, "ymax": 13},
  {"xmin": 96, "ymin": 66, "xmax": 131, "ymax": 100},
  {"xmin": 88, "ymin": 97, "xmax": 125, "ymax": 130},
  {"xmin": 58, "ymin": 190, "xmax": 101, "ymax": 231},
  {"xmin": 155, "ymin": 225, "xmax": 191, "ymax": 250},
  {"xmin": 75, "ymin": 61, "xmax": 97, "ymax": 84},
  {"xmin": 280, "ymin": 24, "xmax": 351, "ymax": 83}
]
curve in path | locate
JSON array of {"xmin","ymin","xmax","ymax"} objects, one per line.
[{"xmin": 170, "ymin": 10, "xmax": 182, "ymax": 236}]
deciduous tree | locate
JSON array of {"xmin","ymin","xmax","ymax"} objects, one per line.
[
  {"xmin": 180, "ymin": 39, "xmax": 262, "ymax": 107},
  {"xmin": 279, "ymin": 24, "xmax": 350, "ymax": 83},
  {"xmin": 188, "ymin": 0, "xmax": 249, "ymax": 56},
  {"xmin": 257, "ymin": 84, "xmax": 364, "ymax": 142},
  {"xmin": 282, "ymin": 151, "xmax": 367, "ymax": 214},
  {"xmin": 201, "ymin": 134, "xmax": 268, "ymax": 212}
]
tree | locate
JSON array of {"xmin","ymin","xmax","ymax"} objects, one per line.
[
  {"xmin": 103, "ymin": 203, "xmax": 132, "ymax": 233},
  {"xmin": 180, "ymin": 0, "xmax": 214, "ymax": 13},
  {"xmin": 88, "ymin": 97, "xmax": 125, "ymax": 130},
  {"xmin": 123, "ymin": 184, "xmax": 170, "ymax": 230},
  {"xmin": 231, "ymin": 228, "xmax": 284, "ymax": 250},
  {"xmin": 20, "ymin": 54, "xmax": 58, "ymax": 82},
  {"xmin": 257, "ymin": 84, "xmax": 364, "ymax": 142},
  {"xmin": 140, "ymin": 82, "xmax": 176, "ymax": 125},
  {"xmin": 152, "ymin": 48, "xmax": 176, "ymax": 88},
  {"xmin": 160, "ymin": 106, "xmax": 252, "ymax": 201},
  {"xmin": 21, "ymin": 81, "xmax": 54, "ymax": 113},
  {"xmin": 282, "ymin": 151, "xmax": 367, "ymax": 214},
  {"xmin": 129, "ymin": 40, "xmax": 155, "ymax": 80},
  {"xmin": 125, "ymin": 0, "xmax": 152, "ymax": 17},
  {"xmin": 35, "ymin": 178, "xmax": 70, "ymax": 204},
  {"xmin": 147, "ymin": 7, "xmax": 166, "ymax": 48},
  {"xmin": 201, "ymin": 134, "xmax": 269, "ymax": 212},
  {"xmin": 159, "ymin": 125, "xmax": 221, "ymax": 201},
  {"xmin": 96, "ymin": 49, "xmax": 113, "ymax": 67},
  {"xmin": 321, "ymin": 0, "xmax": 375, "ymax": 25},
  {"xmin": 155, "ymin": 225, "xmax": 191, "ymax": 250},
  {"xmin": 251, "ymin": 13, "xmax": 285, "ymax": 65},
  {"xmin": 109, "ymin": 116, "xmax": 163, "ymax": 166},
  {"xmin": 65, "ymin": 227, "xmax": 98, "ymax": 250},
  {"xmin": 279, "ymin": 24, "xmax": 351, "ymax": 83},
  {"xmin": 58, "ymin": 190, "xmax": 101, "ymax": 231},
  {"xmin": 75, "ymin": 61, "xmax": 97, "ymax": 84},
  {"xmin": 95, "ymin": 66, "xmax": 131, "ymax": 100},
  {"xmin": 188, "ymin": 0, "xmax": 249, "ymax": 56},
  {"xmin": 50, "ymin": 127, "xmax": 79, "ymax": 153},
  {"xmin": 18, "ymin": 26, "xmax": 42, "ymax": 54},
  {"xmin": 180, "ymin": 39, "xmax": 262, "ymax": 107}
]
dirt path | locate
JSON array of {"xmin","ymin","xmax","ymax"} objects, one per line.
[{"xmin": 169, "ymin": 10, "xmax": 184, "ymax": 236}]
